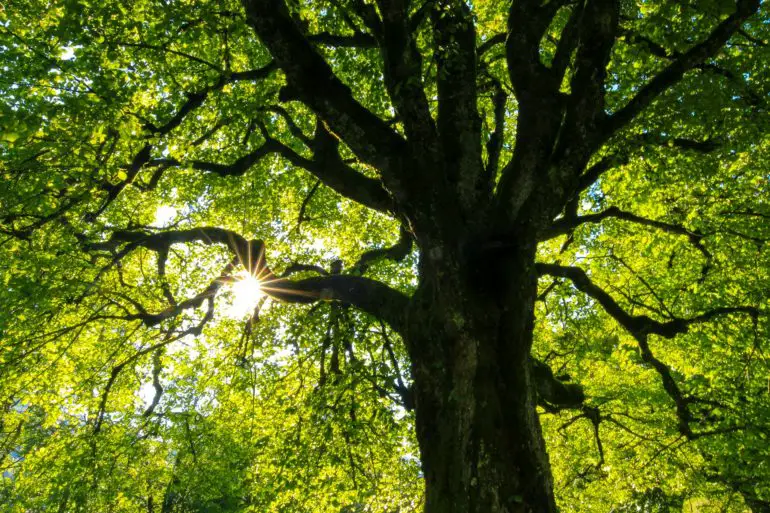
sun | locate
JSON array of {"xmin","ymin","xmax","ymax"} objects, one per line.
[{"xmin": 225, "ymin": 270, "xmax": 264, "ymax": 318}]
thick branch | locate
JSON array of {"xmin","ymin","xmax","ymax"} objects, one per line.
[
  {"xmin": 550, "ymin": 4, "xmax": 582, "ymax": 83},
  {"xmin": 532, "ymin": 358, "xmax": 585, "ymax": 409},
  {"xmin": 495, "ymin": 1, "xmax": 569, "ymax": 223},
  {"xmin": 376, "ymin": 0, "xmax": 438, "ymax": 166},
  {"xmin": 241, "ymin": 0, "xmax": 407, "ymax": 181},
  {"xmin": 432, "ymin": 0, "xmax": 483, "ymax": 200},
  {"xmin": 483, "ymin": 80, "xmax": 507, "ymax": 189},
  {"xmin": 87, "ymin": 227, "xmax": 409, "ymax": 332},
  {"xmin": 261, "ymin": 274, "xmax": 408, "ymax": 333},
  {"xmin": 506, "ymin": 0, "xmax": 565, "ymax": 96},
  {"xmin": 562, "ymin": 0, "xmax": 619, "ymax": 150}
]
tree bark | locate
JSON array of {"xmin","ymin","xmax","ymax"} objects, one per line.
[{"xmin": 405, "ymin": 239, "xmax": 556, "ymax": 513}]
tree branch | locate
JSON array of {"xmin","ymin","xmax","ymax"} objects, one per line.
[
  {"xmin": 85, "ymin": 62, "xmax": 278, "ymax": 220},
  {"xmin": 483, "ymin": 80, "xmax": 507, "ymax": 190},
  {"xmin": 241, "ymin": 0, "xmax": 407, "ymax": 184},
  {"xmin": 432, "ymin": 0, "xmax": 483, "ymax": 203},
  {"xmin": 261, "ymin": 274, "xmax": 408, "ymax": 333},
  {"xmin": 562, "ymin": 0, "xmax": 619, "ymax": 150},
  {"xmin": 261, "ymin": 105, "xmax": 312, "ymax": 145},
  {"xmin": 637, "ymin": 133, "xmax": 721, "ymax": 153},
  {"xmin": 623, "ymin": 28, "xmax": 765, "ymax": 108},
  {"xmin": 542, "ymin": 206, "xmax": 712, "ymax": 261},
  {"xmin": 375, "ymin": 0, "xmax": 438, "ymax": 165},
  {"xmin": 145, "ymin": 62, "xmax": 278, "ymax": 136},
  {"xmin": 576, "ymin": 153, "xmax": 628, "ymax": 192},
  {"xmin": 142, "ymin": 349, "xmax": 164, "ymax": 417},
  {"xmin": 87, "ymin": 226, "xmax": 409, "ymax": 332},
  {"xmin": 536, "ymin": 263, "xmax": 759, "ymax": 437},
  {"xmin": 349, "ymin": 224, "xmax": 413, "ymax": 275},
  {"xmin": 604, "ymin": 0, "xmax": 761, "ymax": 138},
  {"xmin": 536, "ymin": 263, "xmax": 757, "ymax": 339},
  {"xmin": 111, "ymin": 40, "xmax": 223, "ymax": 73},
  {"xmin": 532, "ymin": 358, "xmax": 585, "ymax": 409},
  {"xmin": 152, "ymin": 134, "xmax": 394, "ymax": 215},
  {"xmin": 478, "ymin": 32, "xmax": 506, "ymax": 57},
  {"xmin": 494, "ymin": 1, "xmax": 570, "ymax": 223},
  {"xmin": 506, "ymin": 0, "xmax": 566, "ymax": 97},
  {"xmin": 550, "ymin": 4, "xmax": 582, "ymax": 83}
]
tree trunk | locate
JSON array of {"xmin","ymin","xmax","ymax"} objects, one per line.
[{"xmin": 405, "ymin": 238, "xmax": 556, "ymax": 513}]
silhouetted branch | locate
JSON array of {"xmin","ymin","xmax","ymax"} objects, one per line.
[
  {"xmin": 86, "ymin": 226, "xmax": 409, "ymax": 332},
  {"xmin": 605, "ymin": 0, "xmax": 761, "ymax": 138},
  {"xmin": 537, "ymin": 262, "xmax": 759, "ymax": 437},
  {"xmin": 349, "ymin": 225, "xmax": 412, "ymax": 275}
]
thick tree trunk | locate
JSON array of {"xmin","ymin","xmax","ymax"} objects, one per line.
[{"xmin": 405, "ymin": 239, "xmax": 556, "ymax": 513}]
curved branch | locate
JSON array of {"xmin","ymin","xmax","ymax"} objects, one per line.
[
  {"xmin": 376, "ymin": 0, "xmax": 438, "ymax": 163},
  {"xmin": 143, "ymin": 349, "xmax": 165, "ymax": 417},
  {"xmin": 478, "ymin": 32, "xmax": 506, "ymax": 57},
  {"xmin": 536, "ymin": 263, "xmax": 757, "ymax": 339},
  {"xmin": 146, "ymin": 62, "xmax": 278, "ymax": 136},
  {"xmin": 532, "ymin": 358, "xmax": 585, "ymax": 410},
  {"xmin": 261, "ymin": 105, "xmax": 313, "ymax": 145},
  {"xmin": 241, "ymin": 0, "xmax": 407, "ymax": 179},
  {"xmin": 623, "ymin": 29, "xmax": 766, "ymax": 108},
  {"xmin": 483, "ymin": 80, "xmax": 507, "ymax": 188},
  {"xmin": 542, "ymin": 206, "xmax": 712, "ymax": 263},
  {"xmin": 349, "ymin": 224, "xmax": 413, "ymax": 275},
  {"xmin": 86, "ymin": 226, "xmax": 409, "ymax": 332},
  {"xmin": 506, "ymin": 0, "xmax": 565, "ymax": 96},
  {"xmin": 576, "ymin": 153, "xmax": 628, "ymax": 192},
  {"xmin": 536, "ymin": 263, "xmax": 759, "ymax": 437},
  {"xmin": 111, "ymin": 40, "xmax": 223, "ymax": 72},
  {"xmin": 550, "ymin": 4, "xmax": 582, "ymax": 83},
  {"xmin": 562, "ymin": 0, "xmax": 619, "ymax": 149},
  {"xmin": 604, "ymin": 0, "xmax": 761, "ymax": 138},
  {"xmin": 86, "ymin": 62, "xmax": 278, "ymax": 220},
  {"xmin": 152, "ymin": 136, "xmax": 394, "ymax": 215}
]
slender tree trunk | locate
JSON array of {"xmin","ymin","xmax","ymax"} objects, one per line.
[{"xmin": 405, "ymin": 238, "xmax": 557, "ymax": 513}]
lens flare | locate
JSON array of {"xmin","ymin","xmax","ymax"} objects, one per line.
[{"xmin": 225, "ymin": 271, "xmax": 263, "ymax": 318}]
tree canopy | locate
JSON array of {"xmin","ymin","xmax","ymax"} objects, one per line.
[{"xmin": 1, "ymin": 0, "xmax": 769, "ymax": 511}]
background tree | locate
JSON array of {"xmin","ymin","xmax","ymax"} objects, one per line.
[{"xmin": 1, "ymin": 0, "xmax": 769, "ymax": 512}]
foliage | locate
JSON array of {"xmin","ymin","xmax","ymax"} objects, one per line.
[{"xmin": 1, "ymin": 0, "xmax": 769, "ymax": 511}]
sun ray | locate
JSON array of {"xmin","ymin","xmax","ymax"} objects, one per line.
[{"xmin": 225, "ymin": 270, "xmax": 264, "ymax": 318}]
